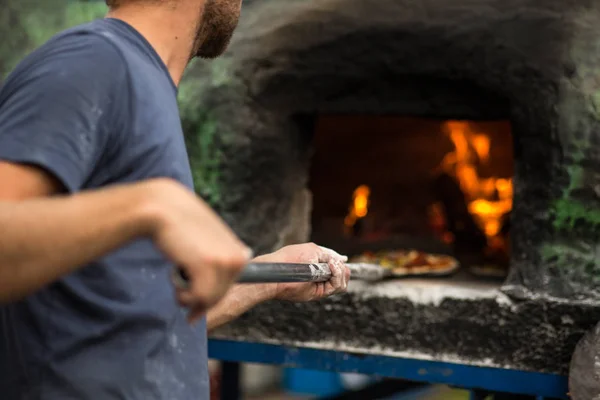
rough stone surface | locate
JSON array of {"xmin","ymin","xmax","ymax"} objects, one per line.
[
  {"xmin": 569, "ymin": 322, "xmax": 600, "ymax": 399},
  {"xmin": 569, "ymin": 325, "xmax": 600, "ymax": 400},
  {"xmin": 277, "ymin": 188, "xmax": 313, "ymax": 247},
  {"xmin": 212, "ymin": 279, "xmax": 600, "ymax": 375},
  {"xmin": 181, "ymin": 0, "xmax": 600, "ymax": 301}
]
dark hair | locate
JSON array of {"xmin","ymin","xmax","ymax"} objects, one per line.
[
  {"xmin": 105, "ymin": 0, "xmax": 124, "ymax": 7},
  {"xmin": 106, "ymin": 0, "xmax": 163, "ymax": 8}
]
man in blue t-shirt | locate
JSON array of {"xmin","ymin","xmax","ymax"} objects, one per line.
[{"xmin": 0, "ymin": 1, "xmax": 351, "ymax": 399}]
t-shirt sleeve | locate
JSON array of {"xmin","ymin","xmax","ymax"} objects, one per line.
[{"xmin": 0, "ymin": 32, "xmax": 129, "ymax": 192}]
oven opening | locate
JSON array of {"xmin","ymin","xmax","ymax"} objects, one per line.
[{"xmin": 309, "ymin": 115, "xmax": 513, "ymax": 280}]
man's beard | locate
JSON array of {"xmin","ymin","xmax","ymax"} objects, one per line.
[{"xmin": 193, "ymin": 0, "xmax": 241, "ymax": 59}]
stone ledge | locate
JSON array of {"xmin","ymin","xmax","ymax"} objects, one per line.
[{"xmin": 211, "ymin": 277, "xmax": 600, "ymax": 374}]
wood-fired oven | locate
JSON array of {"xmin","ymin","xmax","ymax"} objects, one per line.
[{"xmin": 181, "ymin": 0, "xmax": 600, "ymax": 376}]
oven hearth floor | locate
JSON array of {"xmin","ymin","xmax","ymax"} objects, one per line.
[{"xmin": 346, "ymin": 270, "xmax": 503, "ymax": 305}]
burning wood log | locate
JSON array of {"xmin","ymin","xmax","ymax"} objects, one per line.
[{"xmin": 433, "ymin": 173, "xmax": 488, "ymax": 257}]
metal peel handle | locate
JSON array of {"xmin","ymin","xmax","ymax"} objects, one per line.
[
  {"xmin": 237, "ymin": 262, "xmax": 332, "ymax": 283},
  {"xmin": 172, "ymin": 262, "xmax": 332, "ymax": 290},
  {"xmin": 172, "ymin": 262, "xmax": 389, "ymax": 290}
]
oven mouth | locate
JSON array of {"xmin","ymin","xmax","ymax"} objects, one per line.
[{"xmin": 308, "ymin": 114, "xmax": 513, "ymax": 283}]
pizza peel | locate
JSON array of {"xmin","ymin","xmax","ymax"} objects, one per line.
[{"xmin": 173, "ymin": 262, "xmax": 392, "ymax": 290}]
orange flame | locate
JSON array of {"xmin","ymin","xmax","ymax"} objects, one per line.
[
  {"xmin": 344, "ymin": 185, "xmax": 370, "ymax": 228},
  {"xmin": 441, "ymin": 121, "xmax": 512, "ymax": 239}
]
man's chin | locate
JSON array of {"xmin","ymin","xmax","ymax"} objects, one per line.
[
  {"xmin": 196, "ymin": 47, "xmax": 227, "ymax": 59},
  {"xmin": 194, "ymin": 40, "xmax": 232, "ymax": 59}
]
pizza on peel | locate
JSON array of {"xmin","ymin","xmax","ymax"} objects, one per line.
[{"xmin": 351, "ymin": 250, "xmax": 459, "ymax": 276}]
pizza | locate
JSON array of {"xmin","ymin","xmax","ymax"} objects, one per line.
[{"xmin": 350, "ymin": 250, "xmax": 459, "ymax": 276}]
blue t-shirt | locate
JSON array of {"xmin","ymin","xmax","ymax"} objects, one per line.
[{"xmin": 0, "ymin": 19, "xmax": 208, "ymax": 400}]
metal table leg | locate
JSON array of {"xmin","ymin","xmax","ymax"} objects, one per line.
[
  {"xmin": 470, "ymin": 390, "xmax": 491, "ymax": 400},
  {"xmin": 220, "ymin": 362, "xmax": 241, "ymax": 400}
]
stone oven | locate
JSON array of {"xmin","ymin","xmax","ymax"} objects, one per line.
[{"xmin": 181, "ymin": 0, "xmax": 600, "ymax": 375}]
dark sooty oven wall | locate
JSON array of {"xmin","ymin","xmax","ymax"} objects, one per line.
[{"xmin": 180, "ymin": 0, "xmax": 600, "ymax": 301}]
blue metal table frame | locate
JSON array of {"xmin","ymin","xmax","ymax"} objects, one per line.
[{"xmin": 209, "ymin": 339, "xmax": 569, "ymax": 399}]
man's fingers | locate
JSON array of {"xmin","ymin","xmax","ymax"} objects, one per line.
[
  {"xmin": 176, "ymin": 284, "xmax": 212, "ymax": 310},
  {"xmin": 187, "ymin": 305, "xmax": 207, "ymax": 324},
  {"xmin": 318, "ymin": 245, "xmax": 348, "ymax": 292},
  {"xmin": 326, "ymin": 259, "xmax": 345, "ymax": 294},
  {"xmin": 206, "ymin": 244, "xmax": 253, "ymax": 274},
  {"xmin": 174, "ymin": 243, "xmax": 251, "ymax": 307},
  {"xmin": 342, "ymin": 264, "xmax": 350, "ymax": 288},
  {"xmin": 176, "ymin": 289, "xmax": 195, "ymax": 306},
  {"xmin": 318, "ymin": 245, "xmax": 348, "ymax": 262},
  {"xmin": 175, "ymin": 263, "xmax": 233, "ymax": 313}
]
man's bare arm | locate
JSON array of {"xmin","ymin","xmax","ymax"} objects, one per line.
[
  {"xmin": 206, "ymin": 284, "xmax": 276, "ymax": 332},
  {"xmin": 0, "ymin": 180, "xmax": 161, "ymax": 303},
  {"xmin": 0, "ymin": 162, "xmax": 250, "ymax": 309}
]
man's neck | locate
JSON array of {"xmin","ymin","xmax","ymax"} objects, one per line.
[{"xmin": 106, "ymin": 2, "xmax": 203, "ymax": 86}]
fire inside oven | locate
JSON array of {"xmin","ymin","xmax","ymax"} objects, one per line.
[{"xmin": 308, "ymin": 115, "xmax": 513, "ymax": 279}]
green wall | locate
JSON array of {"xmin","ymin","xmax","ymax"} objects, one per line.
[
  {"xmin": 1, "ymin": 1, "xmax": 108, "ymax": 77},
  {"xmin": 0, "ymin": 0, "xmax": 213, "ymax": 197}
]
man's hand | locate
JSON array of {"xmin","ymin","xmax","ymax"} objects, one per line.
[
  {"xmin": 206, "ymin": 243, "xmax": 350, "ymax": 331},
  {"xmin": 144, "ymin": 179, "xmax": 252, "ymax": 320},
  {"xmin": 254, "ymin": 243, "xmax": 351, "ymax": 302}
]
